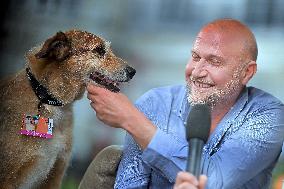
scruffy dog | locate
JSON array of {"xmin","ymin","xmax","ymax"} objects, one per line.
[{"xmin": 0, "ymin": 30, "xmax": 136, "ymax": 189}]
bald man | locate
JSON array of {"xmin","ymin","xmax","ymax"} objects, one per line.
[{"xmin": 87, "ymin": 19, "xmax": 284, "ymax": 188}]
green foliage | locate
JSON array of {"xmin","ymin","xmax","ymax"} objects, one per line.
[{"xmin": 61, "ymin": 176, "xmax": 79, "ymax": 189}]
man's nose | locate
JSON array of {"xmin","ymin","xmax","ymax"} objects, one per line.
[{"xmin": 191, "ymin": 60, "xmax": 208, "ymax": 78}]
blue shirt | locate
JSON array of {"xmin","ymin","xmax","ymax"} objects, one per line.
[{"xmin": 114, "ymin": 85, "xmax": 284, "ymax": 189}]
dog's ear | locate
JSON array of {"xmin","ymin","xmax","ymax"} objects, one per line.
[{"xmin": 35, "ymin": 31, "xmax": 71, "ymax": 62}]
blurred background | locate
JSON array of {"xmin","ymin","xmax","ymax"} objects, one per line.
[{"xmin": 0, "ymin": 0, "xmax": 283, "ymax": 188}]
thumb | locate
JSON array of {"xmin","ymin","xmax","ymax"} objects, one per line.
[{"xmin": 199, "ymin": 175, "xmax": 207, "ymax": 189}]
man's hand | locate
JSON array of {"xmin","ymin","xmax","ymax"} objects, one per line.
[
  {"xmin": 87, "ymin": 83, "xmax": 136, "ymax": 129},
  {"xmin": 174, "ymin": 172, "xmax": 207, "ymax": 189},
  {"xmin": 86, "ymin": 83, "xmax": 156, "ymax": 149}
]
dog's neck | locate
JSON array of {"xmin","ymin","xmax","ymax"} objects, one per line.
[
  {"xmin": 26, "ymin": 67, "xmax": 64, "ymax": 112},
  {"xmin": 26, "ymin": 50, "xmax": 86, "ymax": 106}
]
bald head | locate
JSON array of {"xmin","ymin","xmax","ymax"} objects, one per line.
[{"xmin": 199, "ymin": 19, "xmax": 258, "ymax": 61}]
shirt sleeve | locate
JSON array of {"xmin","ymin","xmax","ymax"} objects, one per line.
[
  {"xmin": 114, "ymin": 87, "xmax": 188, "ymax": 188},
  {"xmin": 114, "ymin": 89, "xmax": 157, "ymax": 188},
  {"xmin": 114, "ymin": 133, "xmax": 151, "ymax": 189},
  {"xmin": 141, "ymin": 128, "xmax": 187, "ymax": 183},
  {"xmin": 204, "ymin": 105, "xmax": 284, "ymax": 189}
]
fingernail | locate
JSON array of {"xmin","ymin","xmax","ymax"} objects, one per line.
[{"xmin": 88, "ymin": 83, "xmax": 93, "ymax": 88}]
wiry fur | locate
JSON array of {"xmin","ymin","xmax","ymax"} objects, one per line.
[{"xmin": 0, "ymin": 30, "xmax": 135, "ymax": 189}]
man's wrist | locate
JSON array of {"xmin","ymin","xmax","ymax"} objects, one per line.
[{"xmin": 123, "ymin": 109, "xmax": 157, "ymax": 149}]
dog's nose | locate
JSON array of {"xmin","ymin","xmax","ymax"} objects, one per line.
[{"xmin": 126, "ymin": 66, "xmax": 136, "ymax": 79}]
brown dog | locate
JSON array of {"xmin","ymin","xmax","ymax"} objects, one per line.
[{"xmin": 0, "ymin": 30, "xmax": 135, "ymax": 189}]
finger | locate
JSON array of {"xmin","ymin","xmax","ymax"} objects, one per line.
[
  {"xmin": 90, "ymin": 102, "xmax": 101, "ymax": 113},
  {"xmin": 199, "ymin": 175, "xmax": 207, "ymax": 189},
  {"xmin": 176, "ymin": 182, "xmax": 196, "ymax": 189},
  {"xmin": 87, "ymin": 92, "xmax": 96, "ymax": 101},
  {"xmin": 87, "ymin": 92, "xmax": 91, "ymax": 100},
  {"xmin": 86, "ymin": 83, "xmax": 95, "ymax": 93},
  {"xmin": 175, "ymin": 172, "xmax": 185, "ymax": 185},
  {"xmin": 86, "ymin": 83, "xmax": 104, "ymax": 94},
  {"xmin": 90, "ymin": 101, "xmax": 96, "ymax": 110},
  {"xmin": 175, "ymin": 172, "xmax": 198, "ymax": 186}
]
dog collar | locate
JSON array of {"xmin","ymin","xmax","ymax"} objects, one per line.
[{"xmin": 26, "ymin": 67, "xmax": 64, "ymax": 111}]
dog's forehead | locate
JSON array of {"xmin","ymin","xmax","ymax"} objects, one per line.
[{"xmin": 65, "ymin": 30, "xmax": 107, "ymax": 49}]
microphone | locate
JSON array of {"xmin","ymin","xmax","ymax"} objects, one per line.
[{"xmin": 185, "ymin": 104, "xmax": 211, "ymax": 177}]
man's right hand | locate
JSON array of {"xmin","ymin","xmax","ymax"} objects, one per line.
[
  {"xmin": 174, "ymin": 172, "xmax": 207, "ymax": 189},
  {"xmin": 87, "ymin": 83, "xmax": 157, "ymax": 149}
]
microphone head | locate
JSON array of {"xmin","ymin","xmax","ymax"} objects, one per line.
[{"xmin": 186, "ymin": 104, "xmax": 211, "ymax": 143}]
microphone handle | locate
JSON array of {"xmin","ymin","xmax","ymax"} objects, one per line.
[{"xmin": 186, "ymin": 138, "xmax": 204, "ymax": 177}]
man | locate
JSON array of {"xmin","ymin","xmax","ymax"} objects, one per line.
[{"xmin": 87, "ymin": 19, "xmax": 284, "ymax": 188}]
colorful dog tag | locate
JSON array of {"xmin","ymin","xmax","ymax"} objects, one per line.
[{"xmin": 20, "ymin": 114, "xmax": 53, "ymax": 138}]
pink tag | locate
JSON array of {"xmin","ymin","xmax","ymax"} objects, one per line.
[{"xmin": 20, "ymin": 114, "xmax": 53, "ymax": 138}]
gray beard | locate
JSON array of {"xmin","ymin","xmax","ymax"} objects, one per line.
[{"xmin": 186, "ymin": 78, "xmax": 242, "ymax": 108}]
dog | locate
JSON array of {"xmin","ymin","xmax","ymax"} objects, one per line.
[{"xmin": 0, "ymin": 30, "xmax": 136, "ymax": 189}]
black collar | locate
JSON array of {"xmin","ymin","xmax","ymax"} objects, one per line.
[{"xmin": 26, "ymin": 67, "xmax": 64, "ymax": 111}]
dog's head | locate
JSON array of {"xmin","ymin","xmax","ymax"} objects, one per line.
[{"xmin": 27, "ymin": 30, "xmax": 135, "ymax": 104}]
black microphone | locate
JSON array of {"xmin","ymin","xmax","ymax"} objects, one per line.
[{"xmin": 185, "ymin": 104, "xmax": 211, "ymax": 177}]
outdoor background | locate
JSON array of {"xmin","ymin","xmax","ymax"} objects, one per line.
[{"xmin": 0, "ymin": 0, "xmax": 283, "ymax": 188}]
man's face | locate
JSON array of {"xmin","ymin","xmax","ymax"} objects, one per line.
[{"xmin": 185, "ymin": 29, "xmax": 245, "ymax": 106}]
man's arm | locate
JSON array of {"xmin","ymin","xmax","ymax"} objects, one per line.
[
  {"xmin": 87, "ymin": 84, "xmax": 189, "ymax": 186},
  {"xmin": 87, "ymin": 84, "xmax": 156, "ymax": 149}
]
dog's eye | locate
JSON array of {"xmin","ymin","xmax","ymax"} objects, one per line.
[
  {"xmin": 51, "ymin": 41, "xmax": 64, "ymax": 49},
  {"xmin": 92, "ymin": 45, "xmax": 106, "ymax": 58}
]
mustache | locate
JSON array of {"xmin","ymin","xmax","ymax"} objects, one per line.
[{"xmin": 189, "ymin": 75, "xmax": 214, "ymax": 85}]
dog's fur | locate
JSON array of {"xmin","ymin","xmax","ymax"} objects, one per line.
[{"xmin": 0, "ymin": 30, "xmax": 135, "ymax": 189}]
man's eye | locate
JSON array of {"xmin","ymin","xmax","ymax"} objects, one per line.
[
  {"xmin": 192, "ymin": 53, "xmax": 200, "ymax": 61},
  {"xmin": 209, "ymin": 58, "xmax": 221, "ymax": 66},
  {"xmin": 92, "ymin": 45, "xmax": 106, "ymax": 57}
]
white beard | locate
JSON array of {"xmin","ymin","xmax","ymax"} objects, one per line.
[{"xmin": 186, "ymin": 75, "xmax": 243, "ymax": 107}]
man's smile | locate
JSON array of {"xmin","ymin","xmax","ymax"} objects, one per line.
[{"xmin": 192, "ymin": 80, "xmax": 214, "ymax": 88}]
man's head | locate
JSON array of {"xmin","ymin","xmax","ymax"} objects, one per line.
[{"xmin": 185, "ymin": 19, "xmax": 258, "ymax": 106}]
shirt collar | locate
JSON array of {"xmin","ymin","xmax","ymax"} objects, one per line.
[
  {"xmin": 219, "ymin": 86, "xmax": 249, "ymax": 125},
  {"xmin": 178, "ymin": 85, "xmax": 249, "ymax": 125},
  {"xmin": 177, "ymin": 85, "xmax": 191, "ymax": 124}
]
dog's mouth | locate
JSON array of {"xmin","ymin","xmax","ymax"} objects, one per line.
[{"xmin": 90, "ymin": 72, "xmax": 120, "ymax": 92}]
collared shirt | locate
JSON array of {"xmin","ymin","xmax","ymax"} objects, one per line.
[{"xmin": 114, "ymin": 85, "xmax": 284, "ymax": 189}]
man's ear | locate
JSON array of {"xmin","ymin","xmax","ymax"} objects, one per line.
[
  {"xmin": 35, "ymin": 31, "xmax": 71, "ymax": 62},
  {"xmin": 241, "ymin": 61, "xmax": 257, "ymax": 85}
]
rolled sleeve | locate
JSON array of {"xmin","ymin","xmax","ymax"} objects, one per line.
[
  {"xmin": 142, "ymin": 128, "xmax": 187, "ymax": 183},
  {"xmin": 115, "ymin": 133, "xmax": 151, "ymax": 189}
]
